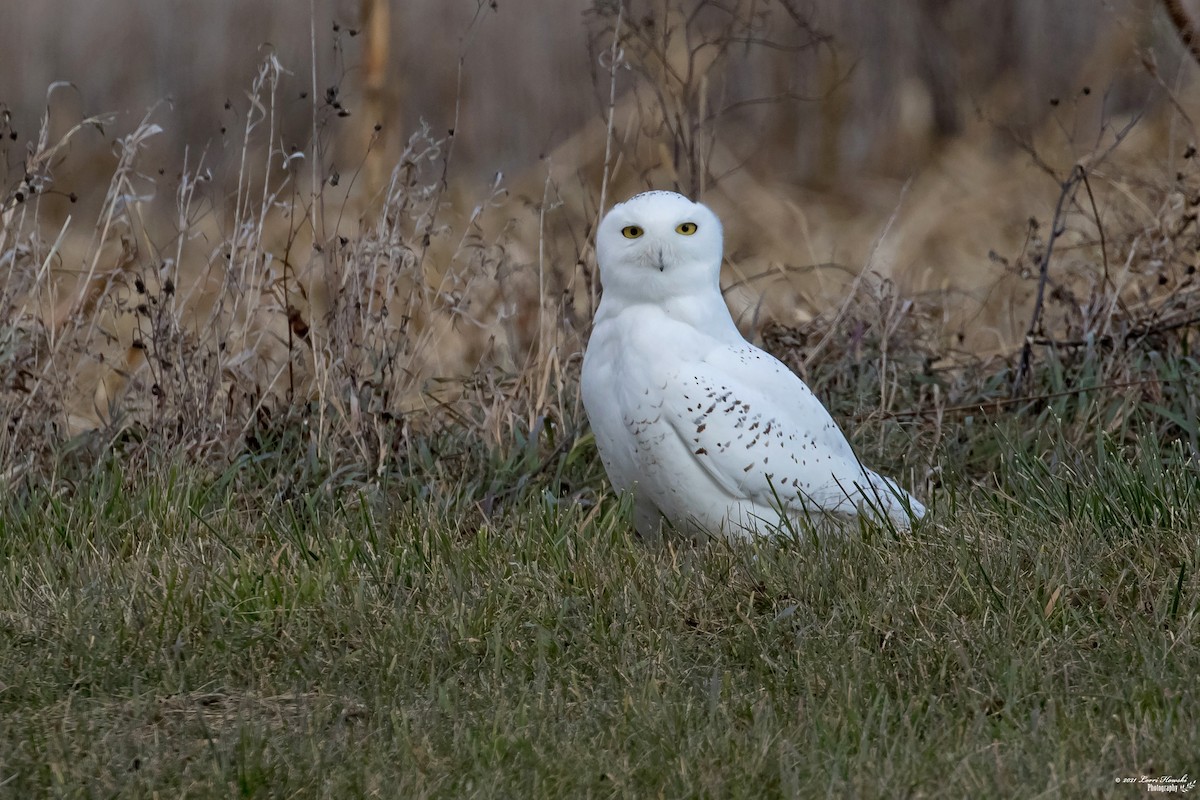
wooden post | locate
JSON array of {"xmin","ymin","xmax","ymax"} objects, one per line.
[{"xmin": 360, "ymin": 0, "xmax": 391, "ymax": 201}]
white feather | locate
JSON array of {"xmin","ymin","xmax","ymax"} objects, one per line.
[{"xmin": 582, "ymin": 191, "xmax": 926, "ymax": 539}]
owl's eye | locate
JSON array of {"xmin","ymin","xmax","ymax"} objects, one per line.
[
  {"xmin": 621, "ymin": 225, "xmax": 644, "ymax": 239},
  {"xmin": 675, "ymin": 222, "xmax": 698, "ymax": 235}
]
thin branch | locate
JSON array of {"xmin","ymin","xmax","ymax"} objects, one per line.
[
  {"xmin": 1162, "ymin": 0, "xmax": 1200, "ymax": 66},
  {"xmin": 881, "ymin": 377, "xmax": 1164, "ymax": 422},
  {"xmin": 721, "ymin": 261, "xmax": 856, "ymax": 294},
  {"xmin": 705, "ymin": 91, "xmax": 829, "ymax": 122},
  {"xmin": 597, "ymin": 1, "xmax": 624, "ymax": 220},
  {"xmin": 1013, "ymin": 166, "xmax": 1082, "ymax": 397},
  {"xmin": 723, "ymin": 35, "xmax": 826, "ymax": 53}
]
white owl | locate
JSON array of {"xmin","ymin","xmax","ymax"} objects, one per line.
[{"xmin": 581, "ymin": 191, "xmax": 926, "ymax": 539}]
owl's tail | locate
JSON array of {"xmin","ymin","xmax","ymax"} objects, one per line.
[{"xmin": 857, "ymin": 469, "xmax": 927, "ymax": 530}]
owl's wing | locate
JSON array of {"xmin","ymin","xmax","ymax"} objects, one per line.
[{"xmin": 660, "ymin": 343, "xmax": 923, "ymax": 525}]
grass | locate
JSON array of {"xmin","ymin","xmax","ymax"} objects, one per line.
[{"xmin": 0, "ymin": 410, "xmax": 1197, "ymax": 798}]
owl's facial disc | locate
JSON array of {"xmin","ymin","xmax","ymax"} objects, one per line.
[{"xmin": 596, "ymin": 191, "xmax": 724, "ymax": 297}]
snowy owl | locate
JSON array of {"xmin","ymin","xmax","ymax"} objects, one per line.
[{"xmin": 581, "ymin": 190, "xmax": 926, "ymax": 539}]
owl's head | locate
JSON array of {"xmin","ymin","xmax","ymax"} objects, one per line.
[{"xmin": 596, "ymin": 191, "xmax": 723, "ymax": 303}]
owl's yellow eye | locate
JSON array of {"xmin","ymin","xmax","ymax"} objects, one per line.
[
  {"xmin": 675, "ymin": 222, "xmax": 698, "ymax": 235},
  {"xmin": 621, "ymin": 225, "xmax": 644, "ymax": 239}
]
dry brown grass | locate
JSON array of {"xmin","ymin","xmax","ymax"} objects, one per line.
[{"xmin": 1, "ymin": 0, "xmax": 1199, "ymax": 487}]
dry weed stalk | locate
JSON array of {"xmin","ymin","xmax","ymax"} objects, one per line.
[
  {"xmin": 762, "ymin": 131, "xmax": 1200, "ymax": 474},
  {"xmin": 587, "ymin": 0, "xmax": 828, "ymax": 196},
  {"xmin": 0, "ymin": 46, "xmax": 556, "ymax": 483},
  {"xmin": 3, "ymin": 1, "xmax": 1199, "ymax": 490}
]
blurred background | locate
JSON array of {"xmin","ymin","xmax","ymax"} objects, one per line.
[
  {"xmin": 2, "ymin": 0, "xmax": 1199, "ymax": 431},
  {"xmin": 1, "ymin": 1, "xmax": 1182, "ymax": 181}
]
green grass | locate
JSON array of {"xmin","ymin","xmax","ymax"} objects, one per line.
[{"xmin": 1, "ymin": 417, "xmax": 1197, "ymax": 799}]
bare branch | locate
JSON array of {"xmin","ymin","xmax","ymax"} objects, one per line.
[{"xmin": 1162, "ymin": 0, "xmax": 1200, "ymax": 66}]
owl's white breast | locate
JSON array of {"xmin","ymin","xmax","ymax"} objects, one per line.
[{"xmin": 582, "ymin": 300, "xmax": 743, "ymax": 531}]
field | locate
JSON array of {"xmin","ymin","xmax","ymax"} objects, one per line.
[
  {"xmin": 0, "ymin": 425, "xmax": 1197, "ymax": 797},
  {"xmin": 3, "ymin": 1, "xmax": 1200, "ymax": 797}
]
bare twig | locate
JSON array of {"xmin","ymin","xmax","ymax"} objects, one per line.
[
  {"xmin": 881, "ymin": 377, "xmax": 1164, "ymax": 422},
  {"xmin": 1162, "ymin": 0, "xmax": 1200, "ymax": 66},
  {"xmin": 1013, "ymin": 166, "xmax": 1083, "ymax": 397},
  {"xmin": 595, "ymin": 1, "xmax": 625, "ymax": 311},
  {"xmin": 721, "ymin": 261, "xmax": 856, "ymax": 295}
]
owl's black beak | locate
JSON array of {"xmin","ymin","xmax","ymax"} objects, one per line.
[{"xmin": 652, "ymin": 248, "xmax": 665, "ymax": 272}]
